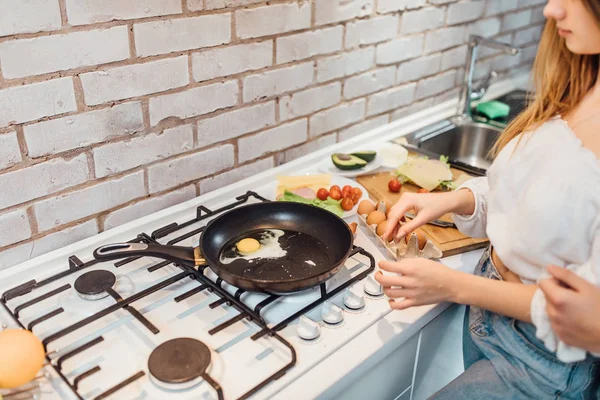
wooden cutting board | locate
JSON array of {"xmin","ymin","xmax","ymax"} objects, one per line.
[{"xmin": 356, "ymin": 169, "xmax": 488, "ymax": 257}]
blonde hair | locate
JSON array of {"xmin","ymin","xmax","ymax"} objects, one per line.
[{"xmin": 492, "ymin": 9, "xmax": 600, "ymax": 156}]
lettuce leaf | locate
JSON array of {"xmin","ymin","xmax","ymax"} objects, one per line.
[{"xmin": 279, "ymin": 190, "xmax": 344, "ymax": 217}]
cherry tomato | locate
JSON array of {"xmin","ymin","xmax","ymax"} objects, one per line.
[
  {"xmin": 388, "ymin": 179, "xmax": 401, "ymax": 193},
  {"xmin": 341, "ymin": 197, "xmax": 354, "ymax": 211},
  {"xmin": 316, "ymin": 188, "xmax": 329, "ymax": 201},
  {"xmin": 330, "ymin": 185, "xmax": 341, "ymax": 192},
  {"xmin": 417, "ymin": 188, "xmax": 429, "ymax": 194},
  {"xmin": 350, "ymin": 192, "xmax": 361, "ymax": 205},
  {"xmin": 342, "ymin": 186, "xmax": 352, "ymax": 199},
  {"xmin": 351, "ymin": 187, "xmax": 363, "ymax": 198},
  {"xmin": 329, "ymin": 188, "xmax": 342, "ymax": 200},
  {"xmin": 342, "ymin": 185, "xmax": 353, "ymax": 193}
]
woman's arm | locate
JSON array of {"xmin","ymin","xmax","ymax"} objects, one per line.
[{"xmin": 376, "ymin": 259, "xmax": 538, "ymax": 323}]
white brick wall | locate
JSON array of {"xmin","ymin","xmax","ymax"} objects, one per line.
[
  {"xmin": 338, "ymin": 115, "xmax": 389, "ymax": 141},
  {"xmin": 148, "ymin": 144, "xmax": 234, "ymax": 193},
  {"xmin": 315, "ymin": 0, "xmax": 373, "ymax": 25},
  {"xmin": 276, "ymin": 26, "xmax": 343, "ymax": 64},
  {"xmin": 192, "ymin": 41, "xmax": 273, "ymax": 82},
  {"xmin": 0, "ymin": 27, "xmax": 130, "ymax": 79},
  {"xmin": 317, "ymin": 47, "xmax": 375, "ymax": 82},
  {"xmin": 276, "ymin": 134, "xmax": 337, "ymax": 165},
  {"xmin": 416, "ymin": 70, "xmax": 456, "ymax": 99},
  {"xmin": 401, "ymin": 8, "xmax": 445, "ymax": 34},
  {"xmin": 345, "ymin": 15, "xmax": 398, "ymax": 48},
  {"xmin": 243, "ymin": 62, "xmax": 314, "ymax": 102},
  {"xmin": 309, "ymin": 99, "xmax": 366, "ymax": 137},
  {"xmin": 0, "ymin": 131, "xmax": 22, "ymax": 171},
  {"xmin": 0, "ymin": 208, "xmax": 31, "ymax": 248},
  {"xmin": 0, "ymin": 221, "xmax": 98, "ymax": 271},
  {"xmin": 24, "ymin": 102, "xmax": 145, "ymax": 157},
  {"xmin": 93, "ymin": 124, "xmax": 194, "ymax": 177},
  {"xmin": 80, "ymin": 57, "xmax": 189, "ymax": 105},
  {"xmin": 376, "ymin": 35, "xmax": 424, "ymax": 65},
  {"xmin": 0, "ymin": 154, "xmax": 89, "ymax": 210},
  {"xmin": 236, "ymin": 3, "xmax": 310, "ymax": 39},
  {"xmin": 425, "ymin": 26, "xmax": 465, "ymax": 53},
  {"xmin": 0, "ymin": 78, "xmax": 77, "ymax": 127},
  {"xmin": 149, "ymin": 80, "xmax": 239, "ymax": 126},
  {"xmin": 502, "ymin": 9, "xmax": 532, "ymax": 32},
  {"xmin": 197, "ymin": 102, "xmax": 276, "ymax": 147},
  {"xmin": 134, "ymin": 14, "xmax": 231, "ymax": 57},
  {"xmin": 447, "ymin": 1, "xmax": 485, "ymax": 25},
  {"xmin": 0, "ymin": 0, "xmax": 61, "ymax": 37},
  {"xmin": 397, "ymin": 54, "xmax": 442, "ymax": 84},
  {"xmin": 280, "ymin": 83, "xmax": 341, "ymax": 121},
  {"xmin": 103, "ymin": 185, "xmax": 196, "ymax": 230},
  {"xmin": 378, "ymin": 0, "xmax": 426, "ymax": 13},
  {"xmin": 65, "ymin": 0, "xmax": 182, "ymax": 25},
  {"xmin": 34, "ymin": 171, "xmax": 146, "ymax": 231},
  {"xmin": 0, "ymin": 0, "xmax": 536, "ymax": 265},
  {"xmin": 200, "ymin": 157, "xmax": 274, "ymax": 193},
  {"xmin": 239, "ymin": 119, "xmax": 307, "ymax": 162},
  {"xmin": 367, "ymin": 83, "xmax": 416, "ymax": 116},
  {"xmin": 343, "ymin": 67, "xmax": 396, "ymax": 99}
]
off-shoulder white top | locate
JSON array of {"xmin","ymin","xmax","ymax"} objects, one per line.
[{"xmin": 452, "ymin": 116, "xmax": 600, "ymax": 363}]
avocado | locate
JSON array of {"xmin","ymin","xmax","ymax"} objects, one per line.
[
  {"xmin": 331, "ymin": 153, "xmax": 368, "ymax": 170},
  {"xmin": 351, "ymin": 150, "xmax": 377, "ymax": 163}
]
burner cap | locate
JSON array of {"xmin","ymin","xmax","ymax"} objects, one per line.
[
  {"xmin": 74, "ymin": 270, "xmax": 116, "ymax": 299},
  {"xmin": 148, "ymin": 338, "xmax": 211, "ymax": 386}
]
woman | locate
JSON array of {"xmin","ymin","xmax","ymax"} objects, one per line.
[{"xmin": 377, "ymin": 0, "xmax": 600, "ymax": 398}]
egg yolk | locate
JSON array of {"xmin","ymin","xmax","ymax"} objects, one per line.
[{"xmin": 236, "ymin": 238, "xmax": 260, "ymax": 254}]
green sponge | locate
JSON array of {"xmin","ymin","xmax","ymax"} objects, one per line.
[{"xmin": 476, "ymin": 100, "xmax": 510, "ymax": 120}]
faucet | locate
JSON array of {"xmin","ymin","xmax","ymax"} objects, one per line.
[{"xmin": 456, "ymin": 35, "xmax": 521, "ymax": 120}]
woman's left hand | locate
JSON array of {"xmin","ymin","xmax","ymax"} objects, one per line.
[
  {"xmin": 539, "ymin": 265, "xmax": 600, "ymax": 354},
  {"xmin": 375, "ymin": 258, "xmax": 459, "ymax": 310}
]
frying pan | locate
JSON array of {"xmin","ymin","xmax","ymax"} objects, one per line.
[{"xmin": 93, "ymin": 202, "xmax": 354, "ymax": 293}]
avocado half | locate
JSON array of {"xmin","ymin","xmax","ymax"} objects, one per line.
[
  {"xmin": 351, "ymin": 150, "xmax": 377, "ymax": 163},
  {"xmin": 331, "ymin": 153, "xmax": 367, "ymax": 170}
]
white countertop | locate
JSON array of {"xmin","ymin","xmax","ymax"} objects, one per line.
[{"xmin": 0, "ymin": 71, "xmax": 528, "ymax": 400}]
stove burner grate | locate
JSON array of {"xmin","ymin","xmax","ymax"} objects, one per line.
[{"xmin": 74, "ymin": 270, "xmax": 116, "ymax": 300}]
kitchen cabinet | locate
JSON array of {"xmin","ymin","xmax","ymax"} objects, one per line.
[
  {"xmin": 320, "ymin": 332, "xmax": 419, "ymax": 400},
  {"xmin": 411, "ymin": 304, "xmax": 466, "ymax": 400}
]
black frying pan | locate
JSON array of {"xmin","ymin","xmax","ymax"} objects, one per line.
[{"xmin": 93, "ymin": 202, "xmax": 354, "ymax": 293}]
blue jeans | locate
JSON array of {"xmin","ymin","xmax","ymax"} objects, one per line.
[{"xmin": 429, "ymin": 247, "xmax": 600, "ymax": 399}]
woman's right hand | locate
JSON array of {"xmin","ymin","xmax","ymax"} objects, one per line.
[{"xmin": 383, "ymin": 190, "xmax": 474, "ymax": 243}]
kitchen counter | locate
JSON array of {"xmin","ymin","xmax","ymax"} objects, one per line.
[{"xmin": 0, "ymin": 71, "xmax": 529, "ymax": 400}]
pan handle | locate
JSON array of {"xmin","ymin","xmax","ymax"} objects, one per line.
[{"xmin": 93, "ymin": 243, "xmax": 205, "ymax": 266}]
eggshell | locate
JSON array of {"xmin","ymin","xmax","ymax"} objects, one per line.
[
  {"xmin": 0, "ymin": 329, "xmax": 45, "ymax": 389},
  {"xmin": 366, "ymin": 211, "xmax": 386, "ymax": 226},
  {"xmin": 357, "ymin": 200, "xmax": 375, "ymax": 216},
  {"xmin": 376, "ymin": 220, "xmax": 388, "ymax": 237}
]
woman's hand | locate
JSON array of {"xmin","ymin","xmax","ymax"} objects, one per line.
[
  {"xmin": 539, "ymin": 265, "xmax": 600, "ymax": 354},
  {"xmin": 382, "ymin": 190, "xmax": 475, "ymax": 243},
  {"xmin": 375, "ymin": 258, "xmax": 460, "ymax": 310}
]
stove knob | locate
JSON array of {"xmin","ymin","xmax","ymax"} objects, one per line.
[
  {"xmin": 343, "ymin": 283, "xmax": 366, "ymax": 310},
  {"xmin": 321, "ymin": 301, "xmax": 344, "ymax": 325},
  {"xmin": 364, "ymin": 274, "xmax": 384, "ymax": 297},
  {"xmin": 297, "ymin": 316, "xmax": 321, "ymax": 340}
]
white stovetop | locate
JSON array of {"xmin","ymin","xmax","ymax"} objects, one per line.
[{"xmin": 0, "ymin": 73, "xmax": 528, "ymax": 400}]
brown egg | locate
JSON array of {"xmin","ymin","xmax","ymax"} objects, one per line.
[
  {"xmin": 366, "ymin": 210, "xmax": 386, "ymax": 226},
  {"xmin": 0, "ymin": 329, "xmax": 45, "ymax": 389},
  {"xmin": 357, "ymin": 200, "xmax": 376, "ymax": 216},
  {"xmin": 376, "ymin": 220, "xmax": 388, "ymax": 237},
  {"xmin": 405, "ymin": 229, "xmax": 428, "ymax": 250}
]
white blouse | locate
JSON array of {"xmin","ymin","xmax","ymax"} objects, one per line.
[{"xmin": 452, "ymin": 116, "xmax": 600, "ymax": 363}]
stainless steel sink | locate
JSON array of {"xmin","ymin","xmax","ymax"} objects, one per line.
[{"xmin": 405, "ymin": 117, "xmax": 503, "ymax": 174}]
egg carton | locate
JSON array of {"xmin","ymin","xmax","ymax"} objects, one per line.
[{"xmin": 357, "ymin": 202, "xmax": 443, "ymax": 260}]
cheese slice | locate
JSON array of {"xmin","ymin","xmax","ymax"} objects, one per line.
[
  {"xmin": 396, "ymin": 157, "xmax": 453, "ymax": 191},
  {"xmin": 276, "ymin": 174, "xmax": 332, "ymax": 196}
]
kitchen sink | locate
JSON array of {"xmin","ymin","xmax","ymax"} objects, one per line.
[{"xmin": 405, "ymin": 117, "xmax": 503, "ymax": 175}]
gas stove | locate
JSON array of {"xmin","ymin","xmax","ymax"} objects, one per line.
[{"xmin": 0, "ymin": 191, "xmax": 394, "ymax": 400}]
